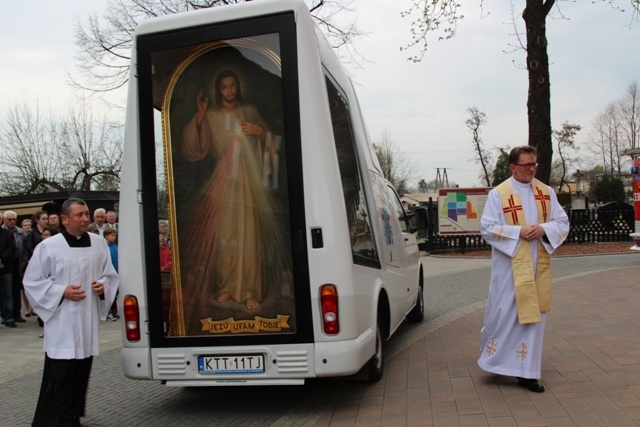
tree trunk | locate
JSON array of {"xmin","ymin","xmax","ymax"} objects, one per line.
[
  {"xmin": 558, "ymin": 149, "xmax": 566, "ymax": 192},
  {"xmin": 523, "ymin": 0, "xmax": 554, "ymax": 185}
]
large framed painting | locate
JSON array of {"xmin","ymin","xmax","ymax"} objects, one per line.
[{"xmin": 156, "ymin": 34, "xmax": 296, "ymax": 337}]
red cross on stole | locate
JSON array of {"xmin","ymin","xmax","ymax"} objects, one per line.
[
  {"xmin": 502, "ymin": 195, "xmax": 523, "ymax": 224},
  {"xmin": 534, "ymin": 187, "xmax": 551, "ymax": 222}
]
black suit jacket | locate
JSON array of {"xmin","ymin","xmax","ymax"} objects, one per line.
[
  {"xmin": 23, "ymin": 227, "xmax": 43, "ymax": 262},
  {"xmin": 0, "ymin": 228, "xmax": 16, "ymax": 275}
]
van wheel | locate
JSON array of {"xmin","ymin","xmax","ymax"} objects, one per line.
[
  {"xmin": 407, "ymin": 285, "xmax": 424, "ymax": 323},
  {"xmin": 367, "ymin": 320, "xmax": 384, "ymax": 382}
]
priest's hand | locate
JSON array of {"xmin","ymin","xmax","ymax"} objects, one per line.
[
  {"xmin": 520, "ymin": 224, "xmax": 546, "ymax": 241},
  {"xmin": 64, "ymin": 284, "xmax": 86, "ymax": 301},
  {"xmin": 91, "ymin": 281, "xmax": 105, "ymax": 296}
]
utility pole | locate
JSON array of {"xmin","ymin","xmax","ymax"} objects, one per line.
[{"xmin": 435, "ymin": 168, "xmax": 449, "ymax": 189}]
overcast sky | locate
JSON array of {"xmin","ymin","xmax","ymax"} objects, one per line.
[{"xmin": 1, "ymin": 0, "xmax": 639, "ymax": 188}]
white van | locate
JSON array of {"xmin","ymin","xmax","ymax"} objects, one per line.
[{"xmin": 119, "ymin": 0, "xmax": 425, "ymax": 386}]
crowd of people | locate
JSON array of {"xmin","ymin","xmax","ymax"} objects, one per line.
[
  {"xmin": 0, "ymin": 206, "xmax": 122, "ymax": 329},
  {"xmin": 0, "ymin": 206, "xmax": 173, "ymax": 331}
]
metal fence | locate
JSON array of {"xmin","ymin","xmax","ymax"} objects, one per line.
[
  {"xmin": 415, "ymin": 203, "xmax": 635, "ymax": 253},
  {"xmin": 566, "ymin": 207, "xmax": 635, "ymax": 244}
]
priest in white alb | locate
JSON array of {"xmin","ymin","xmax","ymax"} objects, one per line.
[
  {"xmin": 478, "ymin": 146, "xmax": 569, "ymax": 393},
  {"xmin": 24, "ymin": 198, "xmax": 119, "ymax": 426}
]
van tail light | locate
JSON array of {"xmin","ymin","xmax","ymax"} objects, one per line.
[
  {"xmin": 123, "ymin": 295, "xmax": 141, "ymax": 342},
  {"xmin": 320, "ymin": 284, "xmax": 339, "ymax": 334}
]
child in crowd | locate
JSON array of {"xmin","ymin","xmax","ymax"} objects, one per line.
[
  {"xmin": 104, "ymin": 227, "xmax": 120, "ymax": 321},
  {"xmin": 41, "ymin": 228, "xmax": 53, "ymax": 239},
  {"xmin": 159, "ymin": 220, "xmax": 170, "ymax": 247},
  {"xmin": 159, "ymin": 233, "xmax": 171, "ymax": 272}
]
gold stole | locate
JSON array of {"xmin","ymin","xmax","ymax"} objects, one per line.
[{"xmin": 496, "ymin": 179, "xmax": 552, "ymax": 324}]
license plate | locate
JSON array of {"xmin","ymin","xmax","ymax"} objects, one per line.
[{"xmin": 198, "ymin": 354, "xmax": 265, "ymax": 374}]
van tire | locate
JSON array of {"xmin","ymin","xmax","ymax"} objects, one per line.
[
  {"xmin": 367, "ymin": 319, "xmax": 384, "ymax": 382},
  {"xmin": 407, "ymin": 285, "xmax": 424, "ymax": 323}
]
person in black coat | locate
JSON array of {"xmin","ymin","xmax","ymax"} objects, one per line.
[
  {"xmin": 3, "ymin": 211, "xmax": 26, "ymax": 322},
  {"xmin": 23, "ymin": 211, "xmax": 48, "ymax": 263},
  {"xmin": 0, "ymin": 223, "xmax": 17, "ymax": 327}
]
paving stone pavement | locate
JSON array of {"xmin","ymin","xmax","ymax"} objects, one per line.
[{"xmin": 1, "ymin": 254, "xmax": 639, "ymax": 426}]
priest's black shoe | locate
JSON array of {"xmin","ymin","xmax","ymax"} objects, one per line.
[{"xmin": 517, "ymin": 377, "xmax": 545, "ymax": 393}]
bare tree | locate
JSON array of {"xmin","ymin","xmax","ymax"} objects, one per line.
[
  {"xmin": 0, "ymin": 100, "xmax": 122, "ymax": 196},
  {"xmin": 400, "ymin": 0, "xmax": 640, "ymax": 185},
  {"xmin": 465, "ymin": 107, "xmax": 492, "ymax": 186},
  {"xmin": 60, "ymin": 102, "xmax": 123, "ymax": 190},
  {"xmin": 70, "ymin": 0, "xmax": 362, "ymax": 96},
  {"xmin": 618, "ymin": 81, "xmax": 640, "ymax": 151},
  {"xmin": 0, "ymin": 102, "xmax": 64, "ymax": 194},
  {"xmin": 373, "ymin": 130, "xmax": 418, "ymax": 195},
  {"xmin": 588, "ymin": 103, "xmax": 626, "ymax": 176},
  {"xmin": 552, "ymin": 121, "xmax": 581, "ymax": 192}
]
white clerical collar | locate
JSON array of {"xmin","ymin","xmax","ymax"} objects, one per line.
[{"xmin": 510, "ymin": 177, "xmax": 533, "ymax": 191}]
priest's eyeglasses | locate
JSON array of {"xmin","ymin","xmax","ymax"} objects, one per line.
[{"xmin": 515, "ymin": 163, "xmax": 538, "ymax": 170}]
